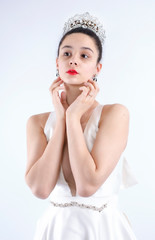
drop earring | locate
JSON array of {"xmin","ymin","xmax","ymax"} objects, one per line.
[
  {"xmin": 92, "ymin": 75, "xmax": 97, "ymax": 82},
  {"xmin": 56, "ymin": 69, "xmax": 59, "ymax": 77}
]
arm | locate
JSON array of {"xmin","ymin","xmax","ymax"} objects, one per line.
[
  {"xmin": 25, "ymin": 77, "xmax": 68, "ymax": 199},
  {"xmin": 25, "ymin": 114, "xmax": 66, "ymax": 199},
  {"xmin": 66, "ymin": 104, "xmax": 129, "ymax": 197}
]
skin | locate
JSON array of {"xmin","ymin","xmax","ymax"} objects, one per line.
[{"xmin": 25, "ymin": 33, "xmax": 129, "ymax": 198}]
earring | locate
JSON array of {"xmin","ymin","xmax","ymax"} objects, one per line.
[
  {"xmin": 92, "ymin": 75, "xmax": 97, "ymax": 82},
  {"xmin": 56, "ymin": 69, "xmax": 59, "ymax": 77}
]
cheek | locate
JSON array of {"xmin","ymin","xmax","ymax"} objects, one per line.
[
  {"xmin": 58, "ymin": 61, "xmax": 68, "ymax": 80},
  {"xmin": 84, "ymin": 63, "xmax": 96, "ymax": 75},
  {"xmin": 58, "ymin": 61, "xmax": 65, "ymax": 73},
  {"xmin": 58, "ymin": 60, "xmax": 63, "ymax": 68}
]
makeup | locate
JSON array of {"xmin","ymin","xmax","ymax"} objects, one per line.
[{"xmin": 66, "ymin": 69, "xmax": 78, "ymax": 75}]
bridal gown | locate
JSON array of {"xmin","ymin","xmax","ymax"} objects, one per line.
[{"xmin": 33, "ymin": 104, "xmax": 138, "ymax": 240}]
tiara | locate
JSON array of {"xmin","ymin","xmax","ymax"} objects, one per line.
[{"xmin": 63, "ymin": 12, "xmax": 106, "ymax": 44}]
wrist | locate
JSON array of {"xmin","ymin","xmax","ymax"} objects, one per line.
[
  {"xmin": 66, "ymin": 114, "xmax": 81, "ymax": 134},
  {"xmin": 55, "ymin": 117, "xmax": 66, "ymax": 129},
  {"xmin": 66, "ymin": 111, "xmax": 80, "ymax": 122},
  {"xmin": 55, "ymin": 112, "xmax": 66, "ymax": 122}
]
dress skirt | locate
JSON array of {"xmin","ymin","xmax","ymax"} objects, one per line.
[{"xmin": 33, "ymin": 197, "xmax": 137, "ymax": 240}]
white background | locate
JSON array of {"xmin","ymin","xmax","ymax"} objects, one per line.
[{"xmin": 0, "ymin": 0, "xmax": 155, "ymax": 239}]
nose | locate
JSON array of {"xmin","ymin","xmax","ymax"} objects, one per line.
[{"xmin": 69, "ymin": 57, "xmax": 78, "ymax": 66}]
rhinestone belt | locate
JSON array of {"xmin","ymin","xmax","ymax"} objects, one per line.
[{"xmin": 51, "ymin": 201, "xmax": 108, "ymax": 213}]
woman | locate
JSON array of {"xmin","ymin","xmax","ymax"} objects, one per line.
[{"xmin": 25, "ymin": 12, "xmax": 138, "ymax": 240}]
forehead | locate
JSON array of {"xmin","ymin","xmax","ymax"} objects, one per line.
[{"xmin": 60, "ymin": 33, "xmax": 98, "ymax": 51}]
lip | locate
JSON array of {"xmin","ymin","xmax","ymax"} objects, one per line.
[{"xmin": 66, "ymin": 69, "xmax": 78, "ymax": 75}]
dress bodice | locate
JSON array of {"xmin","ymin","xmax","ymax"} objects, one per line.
[
  {"xmin": 44, "ymin": 104, "xmax": 138, "ymax": 205},
  {"xmin": 33, "ymin": 104, "xmax": 138, "ymax": 240}
]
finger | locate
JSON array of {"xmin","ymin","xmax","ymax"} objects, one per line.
[
  {"xmin": 84, "ymin": 82, "xmax": 94, "ymax": 92},
  {"xmin": 88, "ymin": 80, "xmax": 99, "ymax": 95},
  {"xmin": 50, "ymin": 78, "xmax": 63, "ymax": 88},
  {"xmin": 52, "ymin": 86, "xmax": 65, "ymax": 97},
  {"xmin": 61, "ymin": 91, "xmax": 68, "ymax": 109},
  {"xmin": 79, "ymin": 86, "xmax": 89, "ymax": 96},
  {"xmin": 88, "ymin": 79, "xmax": 99, "ymax": 91},
  {"xmin": 84, "ymin": 82, "xmax": 97, "ymax": 99},
  {"xmin": 49, "ymin": 79, "xmax": 63, "ymax": 92},
  {"xmin": 54, "ymin": 76, "xmax": 62, "ymax": 83},
  {"xmin": 50, "ymin": 77, "xmax": 62, "ymax": 87},
  {"xmin": 61, "ymin": 91, "xmax": 67, "ymax": 103}
]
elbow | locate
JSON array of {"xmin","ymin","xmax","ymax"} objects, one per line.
[
  {"xmin": 77, "ymin": 184, "xmax": 97, "ymax": 197},
  {"xmin": 31, "ymin": 186, "xmax": 50, "ymax": 199},
  {"xmin": 25, "ymin": 175, "xmax": 50, "ymax": 199},
  {"xmin": 33, "ymin": 191, "xmax": 50, "ymax": 200}
]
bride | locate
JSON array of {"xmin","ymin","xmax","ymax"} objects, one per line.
[{"xmin": 25, "ymin": 12, "xmax": 137, "ymax": 240}]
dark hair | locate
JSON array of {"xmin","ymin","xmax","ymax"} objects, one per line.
[{"xmin": 57, "ymin": 27, "xmax": 102, "ymax": 63}]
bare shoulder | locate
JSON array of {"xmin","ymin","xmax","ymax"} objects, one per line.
[
  {"xmin": 27, "ymin": 112, "xmax": 51, "ymax": 130},
  {"xmin": 102, "ymin": 103, "xmax": 129, "ymax": 115},
  {"xmin": 99, "ymin": 104, "xmax": 129, "ymax": 126}
]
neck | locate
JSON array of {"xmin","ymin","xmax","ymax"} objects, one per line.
[
  {"xmin": 64, "ymin": 83, "xmax": 83, "ymax": 106},
  {"xmin": 63, "ymin": 83, "xmax": 99, "ymax": 124}
]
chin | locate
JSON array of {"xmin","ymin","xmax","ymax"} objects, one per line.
[{"xmin": 61, "ymin": 76, "xmax": 85, "ymax": 85}]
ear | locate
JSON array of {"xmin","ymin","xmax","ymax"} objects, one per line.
[{"xmin": 96, "ymin": 63, "xmax": 102, "ymax": 74}]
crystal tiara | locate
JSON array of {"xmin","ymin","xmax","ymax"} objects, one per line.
[{"xmin": 62, "ymin": 12, "xmax": 106, "ymax": 44}]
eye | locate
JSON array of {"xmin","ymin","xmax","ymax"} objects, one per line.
[
  {"xmin": 81, "ymin": 54, "xmax": 89, "ymax": 59},
  {"xmin": 64, "ymin": 52, "xmax": 71, "ymax": 56}
]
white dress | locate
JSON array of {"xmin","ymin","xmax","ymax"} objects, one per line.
[{"xmin": 33, "ymin": 104, "xmax": 138, "ymax": 240}]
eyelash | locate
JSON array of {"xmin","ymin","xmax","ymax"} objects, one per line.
[
  {"xmin": 64, "ymin": 52, "xmax": 70, "ymax": 57},
  {"xmin": 63, "ymin": 52, "xmax": 89, "ymax": 59},
  {"xmin": 81, "ymin": 54, "xmax": 89, "ymax": 59}
]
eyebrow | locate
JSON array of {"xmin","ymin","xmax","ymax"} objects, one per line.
[{"xmin": 61, "ymin": 45, "xmax": 94, "ymax": 53}]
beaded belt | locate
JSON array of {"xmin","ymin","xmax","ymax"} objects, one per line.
[{"xmin": 51, "ymin": 201, "xmax": 108, "ymax": 213}]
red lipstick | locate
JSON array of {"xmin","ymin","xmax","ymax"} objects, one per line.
[{"xmin": 66, "ymin": 69, "xmax": 78, "ymax": 75}]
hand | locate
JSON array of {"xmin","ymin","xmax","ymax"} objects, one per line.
[
  {"xmin": 49, "ymin": 77, "xmax": 69, "ymax": 120},
  {"xmin": 66, "ymin": 79, "xmax": 99, "ymax": 120}
]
